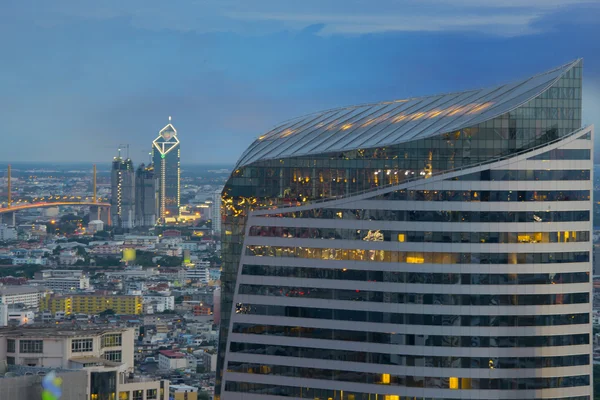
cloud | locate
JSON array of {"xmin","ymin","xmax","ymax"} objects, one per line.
[{"xmin": 3, "ymin": 0, "xmax": 598, "ymax": 36}]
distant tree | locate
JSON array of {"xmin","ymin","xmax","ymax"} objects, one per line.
[
  {"xmin": 100, "ymin": 309, "xmax": 115, "ymax": 316},
  {"xmin": 52, "ymin": 245, "xmax": 62, "ymax": 255},
  {"xmin": 198, "ymin": 391, "xmax": 210, "ymax": 400},
  {"xmin": 94, "ymin": 230, "xmax": 111, "ymax": 239},
  {"xmin": 75, "ymin": 246, "xmax": 87, "ymax": 258}
]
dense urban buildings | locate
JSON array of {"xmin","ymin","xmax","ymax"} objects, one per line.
[
  {"xmin": 111, "ymin": 154, "xmax": 136, "ymax": 229},
  {"xmin": 217, "ymin": 60, "xmax": 592, "ymax": 399},
  {"xmin": 152, "ymin": 119, "xmax": 181, "ymax": 221},
  {"xmin": 135, "ymin": 163, "xmax": 158, "ymax": 227}
]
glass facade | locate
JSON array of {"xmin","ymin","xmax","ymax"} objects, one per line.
[
  {"xmin": 152, "ymin": 123, "xmax": 180, "ymax": 219},
  {"xmin": 217, "ymin": 60, "xmax": 591, "ymax": 399}
]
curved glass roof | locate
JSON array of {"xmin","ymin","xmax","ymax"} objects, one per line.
[{"xmin": 235, "ymin": 59, "xmax": 580, "ymax": 169}]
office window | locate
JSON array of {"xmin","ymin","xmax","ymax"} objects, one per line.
[
  {"xmin": 104, "ymin": 350, "xmax": 122, "ymax": 362},
  {"xmin": 146, "ymin": 389, "xmax": 157, "ymax": 400},
  {"xmin": 133, "ymin": 390, "xmax": 143, "ymax": 400},
  {"xmin": 7, "ymin": 356, "xmax": 15, "ymax": 365},
  {"xmin": 7, "ymin": 339, "xmax": 15, "ymax": 353},
  {"xmin": 72, "ymin": 338, "xmax": 93, "ymax": 353},
  {"xmin": 20, "ymin": 340, "xmax": 43, "ymax": 353},
  {"xmin": 102, "ymin": 334, "xmax": 122, "ymax": 348},
  {"xmin": 119, "ymin": 392, "xmax": 129, "ymax": 400}
]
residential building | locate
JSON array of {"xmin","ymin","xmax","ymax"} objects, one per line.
[
  {"xmin": 5, "ymin": 310, "xmax": 34, "ymax": 325},
  {"xmin": 152, "ymin": 119, "xmax": 181, "ymax": 220},
  {"xmin": 169, "ymin": 385, "xmax": 198, "ymax": 400},
  {"xmin": 0, "ymin": 327, "xmax": 169, "ymax": 400},
  {"xmin": 11, "ymin": 257, "xmax": 46, "ymax": 265},
  {"xmin": 212, "ymin": 188, "xmax": 222, "ymax": 234},
  {"xmin": 29, "ymin": 271, "xmax": 90, "ymax": 291},
  {"xmin": 142, "ymin": 295, "xmax": 175, "ymax": 311},
  {"xmin": 158, "ymin": 350, "xmax": 187, "ymax": 370},
  {"xmin": 0, "ymin": 326, "xmax": 135, "ymax": 369},
  {"xmin": 135, "ymin": 163, "xmax": 158, "ymax": 227},
  {"xmin": 184, "ymin": 267, "xmax": 209, "ymax": 283},
  {"xmin": 217, "ymin": 60, "xmax": 592, "ymax": 399},
  {"xmin": 0, "ymin": 303, "xmax": 7, "ymax": 326},
  {"xmin": 41, "ymin": 294, "xmax": 143, "ymax": 315},
  {"xmin": 111, "ymin": 153, "xmax": 136, "ymax": 229},
  {"xmin": 59, "ymin": 249, "xmax": 83, "ymax": 266},
  {"xmin": 0, "ymin": 287, "xmax": 43, "ymax": 309},
  {"xmin": 0, "ymin": 224, "xmax": 17, "ymax": 241}
]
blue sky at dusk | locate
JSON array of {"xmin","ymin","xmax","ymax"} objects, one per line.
[{"xmin": 1, "ymin": 0, "xmax": 600, "ymax": 164}]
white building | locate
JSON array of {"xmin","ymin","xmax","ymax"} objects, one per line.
[
  {"xmin": 184, "ymin": 267, "xmax": 209, "ymax": 283},
  {"xmin": 88, "ymin": 220, "xmax": 104, "ymax": 234},
  {"xmin": 6, "ymin": 309, "xmax": 35, "ymax": 325},
  {"xmin": 158, "ymin": 350, "xmax": 187, "ymax": 370},
  {"xmin": 0, "ymin": 286, "xmax": 43, "ymax": 309},
  {"xmin": 29, "ymin": 276, "xmax": 90, "ymax": 291},
  {"xmin": 211, "ymin": 189, "xmax": 222, "ymax": 234},
  {"xmin": 0, "ymin": 303, "xmax": 7, "ymax": 326},
  {"xmin": 12, "ymin": 257, "xmax": 46, "ymax": 265},
  {"xmin": 143, "ymin": 295, "xmax": 175, "ymax": 311},
  {"xmin": 59, "ymin": 249, "xmax": 83, "ymax": 265},
  {"xmin": 179, "ymin": 242, "xmax": 198, "ymax": 251}
]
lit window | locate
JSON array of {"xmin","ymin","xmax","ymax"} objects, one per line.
[{"xmin": 449, "ymin": 377, "xmax": 459, "ymax": 389}]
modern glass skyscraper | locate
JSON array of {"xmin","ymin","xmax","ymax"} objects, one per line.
[
  {"xmin": 217, "ymin": 60, "xmax": 592, "ymax": 399},
  {"xmin": 135, "ymin": 163, "xmax": 158, "ymax": 227},
  {"xmin": 152, "ymin": 119, "xmax": 181, "ymax": 220},
  {"xmin": 110, "ymin": 154, "xmax": 135, "ymax": 229}
]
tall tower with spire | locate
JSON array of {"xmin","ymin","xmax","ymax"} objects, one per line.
[{"xmin": 152, "ymin": 117, "xmax": 180, "ymax": 221}]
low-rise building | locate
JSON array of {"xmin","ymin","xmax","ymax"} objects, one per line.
[
  {"xmin": 29, "ymin": 276, "xmax": 90, "ymax": 291},
  {"xmin": 0, "ymin": 327, "xmax": 169, "ymax": 400},
  {"xmin": 0, "ymin": 286, "xmax": 43, "ymax": 309},
  {"xmin": 6, "ymin": 309, "xmax": 35, "ymax": 325},
  {"xmin": 41, "ymin": 294, "xmax": 143, "ymax": 315},
  {"xmin": 12, "ymin": 257, "xmax": 47, "ymax": 265},
  {"xmin": 169, "ymin": 384, "xmax": 198, "ymax": 400},
  {"xmin": 158, "ymin": 350, "xmax": 187, "ymax": 371},
  {"xmin": 0, "ymin": 224, "xmax": 17, "ymax": 241},
  {"xmin": 142, "ymin": 295, "xmax": 174, "ymax": 311}
]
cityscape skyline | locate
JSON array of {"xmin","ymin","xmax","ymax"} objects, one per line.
[
  {"xmin": 0, "ymin": 2, "xmax": 599, "ymax": 399},
  {"xmin": 1, "ymin": 1, "xmax": 600, "ymax": 164}
]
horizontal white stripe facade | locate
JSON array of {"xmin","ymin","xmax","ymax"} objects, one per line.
[{"xmin": 221, "ymin": 126, "xmax": 594, "ymax": 399}]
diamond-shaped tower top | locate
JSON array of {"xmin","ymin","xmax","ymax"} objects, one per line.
[{"xmin": 159, "ymin": 123, "xmax": 177, "ymax": 141}]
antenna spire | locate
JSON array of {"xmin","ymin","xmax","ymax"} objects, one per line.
[{"xmin": 168, "ymin": 116, "xmax": 172, "ymax": 122}]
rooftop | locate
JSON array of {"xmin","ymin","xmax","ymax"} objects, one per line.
[
  {"xmin": 159, "ymin": 350, "xmax": 186, "ymax": 359},
  {"xmin": 0, "ymin": 326, "xmax": 129, "ymax": 338},
  {"xmin": 234, "ymin": 59, "xmax": 580, "ymax": 168},
  {"xmin": 0, "ymin": 286, "xmax": 44, "ymax": 295}
]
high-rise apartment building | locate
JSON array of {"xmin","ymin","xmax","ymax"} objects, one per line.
[
  {"xmin": 152, "ymin": 119, "xmax": 181, "ymax": 220},
  {"xmin": 217, "ymin": 60, "xmax": 592, "ymax": 399},
  {"xmin": 212, "ymin": 188, "xmax": 223, "ymax": 234},
  {"xmin": 111, "ymin": 154, "xmax": 136, "ymax": 229},
  {"xmin": 135, "ymin": 163, "xmax": 158, "ymax": 227}
]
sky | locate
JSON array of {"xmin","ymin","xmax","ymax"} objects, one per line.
[{"xmin": 1, "ymin": 0, "xmax": 600, "ymax": 165}]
